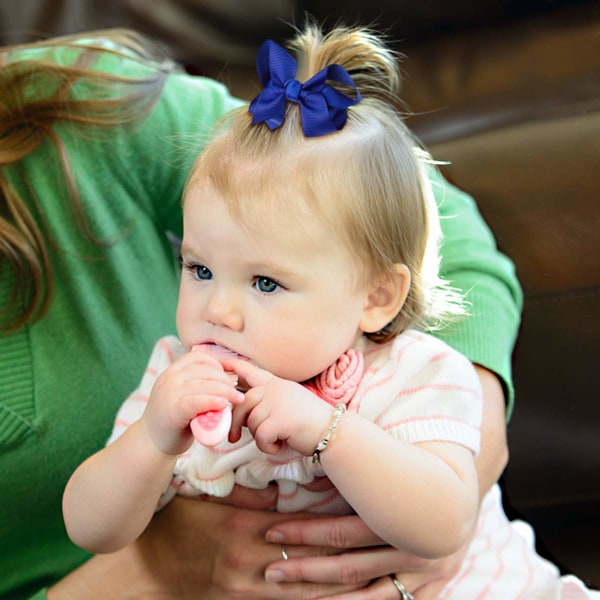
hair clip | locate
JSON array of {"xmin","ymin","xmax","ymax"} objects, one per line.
[{"xmin": 248, "ymin": 39, "xmax": 361, "ymax": 138}]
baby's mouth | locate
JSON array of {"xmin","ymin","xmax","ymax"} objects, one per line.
[{"xmin": 192, "ymin": 343, "xmax": 243, "ymax": 360}]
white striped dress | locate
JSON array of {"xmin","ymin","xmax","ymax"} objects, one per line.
[{"xmin": 107, "ymin": 330, "xmax": 592, "ymax": 599}]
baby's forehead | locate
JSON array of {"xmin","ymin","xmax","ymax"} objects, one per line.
[
  {"xmin": 190, "ymin": 167, "xmax": 328, "ymax": 225},
  {"xmin": 184, "ymin": 189, "xmax": 362, "ymax": 290},
  {"xmin": 234, "ymin": 195, "xmax": 334, "ymax": 253}
]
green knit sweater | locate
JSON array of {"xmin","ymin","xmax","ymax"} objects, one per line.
[{"xmin": 0, "ymin": 44, "xmax": 522, "ymax": 600}]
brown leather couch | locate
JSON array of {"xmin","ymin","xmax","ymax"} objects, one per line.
[
  {"xmin": 391, "ymin": 2, "xmax": 600, "ymax": 588},
  {"xmin": 3, "ymin": 0, "xmax": 598, "ymax": 589}
]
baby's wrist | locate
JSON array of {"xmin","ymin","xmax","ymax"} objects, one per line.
[
  {"xmin": 137, "ymin": 418, "xmax": 182, "ymax": 461},
  {"xmin": 311, "ymin": 403, "xmax": 347, "ymax": 464}
]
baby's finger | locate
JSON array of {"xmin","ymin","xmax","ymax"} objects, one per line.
[
  {"xmin": 166, "ymin": 353, "xmax": 236, "ymax": 389},
  {"xmin": 222, "ymin": 357, "xmax": 275, "ymax": 388},
  {"xmin": 253, "ymin": 421, "xmax": 284, "ymax": 455},
  {"xmin": 229, "ymin": 389, "xmax": 262, "ymax": 442},
  {"xmin": 177, "ymin": 348, "xmax": 224, "ymax": 371},
  {"xmin": 183, "ymin": 377, "xmax": 244, "ymax": 405},
  {"xmin": 182, "ymin": 393, "xmax": 229, "ymax": 421},
  {"xmin": 246, "ymin": 401, "xmax": 289, "ymax": 455},
  {"xmin": 173, "ymin": 361, "xmax": 240, "ymax": 395}
]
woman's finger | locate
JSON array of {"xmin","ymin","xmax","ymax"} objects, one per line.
[
  {"xmin": 265, "ymin": 546, "xmax": 403, "ymax": 585},
  {"xmin": 301, "ymin": 476, "xmax": 335, "ymax": 492},
  {"xmin": 266, "ymin": 514, "xmax": 385, "ymax": 548},
  {"xmin": 323, "ymin": 575, "xmax": 410, "ymax": 600},
  {"xmin": 199, "ymin": 483, "xmax": 279, "ymax": 510}
]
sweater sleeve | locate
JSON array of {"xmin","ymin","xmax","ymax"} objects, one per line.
[
  {"xmin": 428, "ymin": 167, "xmax": 523, "ymax": 418},
  {"xmin": 23, "ymin": 589, "xmax": 49, "ymax": 600}
]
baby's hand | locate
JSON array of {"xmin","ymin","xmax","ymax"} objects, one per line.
[
  {"xmin": 189, "ymin": 344, "xmax": 242, "ymax": 446},
  {"xmin": 226, "ymin": 360, "xmax": 333, "ymax": 457},
  {"xmin": 144, "ymin": 351, "xmax": 245, "ymax": 456}
]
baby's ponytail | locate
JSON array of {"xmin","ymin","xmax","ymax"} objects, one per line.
[{"xmin": 289, "ymin": 22, "xmax": 404, "ymax": 112}]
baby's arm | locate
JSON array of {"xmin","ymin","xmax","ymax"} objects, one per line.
[
  {"xmin": 318, "ymin": 415, "xmax": 479, "ymax": 559},
  {"xmin": 228, "ymin": 346, "xmax": 481, "ymax": 560},
  {"xmin": 62, "ymin": 417, "xmax": 179, "ymax": 553},
  {"xmin": 62, "ymin": 348, "xmax": 244, "ymax": 554},
  {"xmin": 320, "ymin": 347, "xmax": 482, "ymax": 560}
]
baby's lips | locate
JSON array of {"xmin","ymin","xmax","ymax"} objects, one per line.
[{"xmin": 192, "ymin": 343, "xmax": 241, "ymax": 360}]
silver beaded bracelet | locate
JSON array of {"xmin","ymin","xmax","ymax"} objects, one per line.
[{"xmin": 312, "ymin": 403, "xmax": 346, "ymax": 464}]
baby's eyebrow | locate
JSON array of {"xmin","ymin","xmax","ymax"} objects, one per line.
[
  {"xmin": 179, "ymin": 242, "xmax": 198, "ymax": 258},
  {"xmin": 245, "ymin": 259, "xmax": 297, "ymax": 279}
]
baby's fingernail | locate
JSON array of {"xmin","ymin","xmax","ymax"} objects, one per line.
[
  {"xmin": 265, "ymin": 530, "xmax": 285, "ymax": 543},
  {"xmin": 234, "ymin": 390, "xmax": 245, "ymax": 402},
  {"xmin": 265, "ymin": 569, "xmax": 285, "ymax": 583}
]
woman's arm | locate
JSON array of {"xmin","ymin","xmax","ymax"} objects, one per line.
[{"xmin": 430, "ymin": 166, "xmax": 523, "ymax": 417}]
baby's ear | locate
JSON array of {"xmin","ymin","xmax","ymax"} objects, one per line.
[{"xmin": 359, "ymin": 264, "xmax": 410, "ymax": 334}]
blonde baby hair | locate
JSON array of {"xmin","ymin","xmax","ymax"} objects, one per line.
[{"xmin": 186, "ymin": 22, "xmax": 465, "ymax": 342}]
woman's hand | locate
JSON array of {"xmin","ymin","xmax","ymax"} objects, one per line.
[
  {"xmin": 196, "ymin": 481, "xmax": 469, "ymax": 599},
  {"xmin": 48, "ymin": 495, "xmax": 363, "ymax": 599},
  {"xmin": 261, "ymin": 511, "xmax": 469, "ymax": 599}
]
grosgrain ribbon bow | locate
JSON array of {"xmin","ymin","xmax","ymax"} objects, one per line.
[{"xmin": 248, "ymin": 39, "xmax": 361, "ymax": 138}]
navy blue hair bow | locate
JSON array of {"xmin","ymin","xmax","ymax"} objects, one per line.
[{"xmin": 248, "ymin": 39, "xmax": 361, "ymax": 138}]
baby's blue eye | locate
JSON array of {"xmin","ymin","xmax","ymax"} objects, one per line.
[
  {"xmin": 255, "ymin": 277, "xmax": 279, "ymax": 293},
  {"xmin": 195, "ymin": 265, "xmax": 212, "ymax": 280}
]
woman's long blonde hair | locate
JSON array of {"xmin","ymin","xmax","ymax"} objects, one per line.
[
  {"xmin": 187, "ymin": 23, "xmax": 464, "ymax": 341},
  {"xmin": 0, "ymin": 29, "xmax": 173, "ymax": 332}
]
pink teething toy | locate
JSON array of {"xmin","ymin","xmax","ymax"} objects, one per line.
[
  {"xmin": 190, "ymin": 344, "xmax": 240, "ymax": 446},
  {"xmin": 189, "ymin": 344, "xmax": 365, "ymax": 446},
  {"xmin": 190, "ymin": 405, "xmax": 233, "ymax": 447}
]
